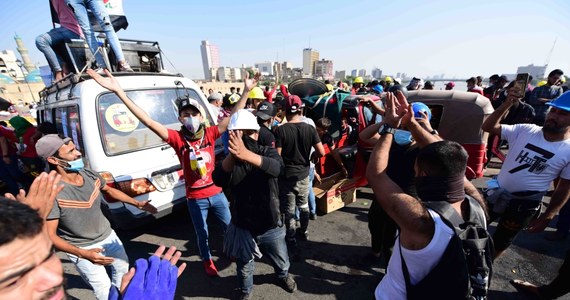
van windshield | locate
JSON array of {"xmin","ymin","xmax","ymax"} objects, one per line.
[{"xmin": 97, "ymin": 88, "xmax": 206, "ymax": 155}]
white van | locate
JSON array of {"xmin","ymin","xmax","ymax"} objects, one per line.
[{"xmin": 37, "ymin": 72, "xmax": 219, "ymax": 228}]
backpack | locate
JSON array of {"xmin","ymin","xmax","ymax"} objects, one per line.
[{"xmin": 400, "ymin": 196, "xmax": 494, "ymax": 300}]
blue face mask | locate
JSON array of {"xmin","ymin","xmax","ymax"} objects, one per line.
[
  {"xmin": 394, "ymin": 129, "xmax": 413, "ymax": 146},
  {"xmin": 59, "ymin": 157, "xmax": 84, "ymax": 171}
]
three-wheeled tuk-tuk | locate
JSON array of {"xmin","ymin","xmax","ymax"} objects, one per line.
[{"xmin": 407, "ymin": 90, "xmax": 494, "ymax": 179}]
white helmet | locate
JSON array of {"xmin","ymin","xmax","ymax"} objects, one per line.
[{"xmin": 228, "ymin": 109, "xmax": 260, "ymax": 131}]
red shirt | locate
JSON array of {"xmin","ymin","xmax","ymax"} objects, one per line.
[
  {"xmin": 166, "ymin": 126, "xmax": 222, "ymax": 199},
  {"xmin": 20, "ymin": 127, "xmax": 39, "ymax": 158}
]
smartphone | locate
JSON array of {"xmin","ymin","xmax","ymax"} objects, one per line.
[{"xmin": 512, "ymin": 73, "xmax": 530, "ymax": 98}]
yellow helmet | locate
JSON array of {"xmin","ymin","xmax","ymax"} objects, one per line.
[
  {"xmin": 248, "ymin": 87, "xmax": 265, "ymax": 99},
  {"xmin": 537, "ymin": 80, "xmax": 547, "ymax": 87},
  {"xmin": 353, "ymin": 77, "xmax": 364, "ymax": 84},
  {"xmin": 384, "ymin": 76, "xmax": 393, "ymax": 83}
]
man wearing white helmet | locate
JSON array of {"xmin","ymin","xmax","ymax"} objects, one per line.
[
  {"xmin": 482, "ymin": 90, "xmax": 570, "ymax": 259},
  {"xmin": 213, "ymin": 109, "xmax": 296, "ymax": 299}
]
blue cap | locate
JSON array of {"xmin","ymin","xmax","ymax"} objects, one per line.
[
  {"xmin": 412, "ymin": 102, "xmax": 432, "ymax": 120},
  {"xmin": 546, "ymin": 92, "xmax": 570, "ymax": 112}
]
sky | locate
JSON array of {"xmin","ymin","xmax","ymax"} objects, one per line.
[{"xmin": 1, "ymin": 0, "xmax": 570, "ymax": 80}]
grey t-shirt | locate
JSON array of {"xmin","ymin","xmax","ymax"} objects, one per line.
[{"xmin": 47, "ymin": 168, "xmax": 112, "ymax": 247}]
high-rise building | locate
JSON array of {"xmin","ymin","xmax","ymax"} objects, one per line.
[
  {"xmin": 302, "ymin": 48, "xmax": 319, "ymax": 76},
  {"xmin": 371, "ymin": 68, "xmax": 382, "ymax": 79},
  {"xmin": 200, "ymin": 40, "xmax": 220, "ymax": 80},
  {"xmin": 314, "ymin": 59, "xmax": 334, "ymax": 79},
  {"xmin": 351, "ymin": 69, "xmax": 357, "ymax": 77},
  {"xmin": 358, "ymin": 69, "xmax": 366, "ymax": 77},
  {"xmin": 335, "ymin": 70, "xmax": 346, "ymax": 80},
  {"xmin": 255, "ymin": 62, "xmax": 274, "ymax": 76},
  {"xmin": 517, "ymin": 64, "xmax": 547, "ymax": 80},
  {"xmin": 14, "ymin": 33, "xmax": 36, "ymax": 73}
]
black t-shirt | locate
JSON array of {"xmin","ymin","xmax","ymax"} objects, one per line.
[
  {"xmin": 321, "ymin": 132, "xmax": 334, "ymax": 148},
  {"xmin": 274, "ymin": 122, "xmax": 321, "ymax": 179},
  {"xmin": 258, "ymin": 125, "xmax": 275, "ymax": 148},
  {"xmin": 386, "ymin": 142, "xmax": 420, "ymax": 197}
]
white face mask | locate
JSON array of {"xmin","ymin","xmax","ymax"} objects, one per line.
[{"xmin": 183, "ymin": 116, "xmax": 202, "ymax": 134}]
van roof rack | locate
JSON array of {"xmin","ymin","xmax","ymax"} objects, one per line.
[{"xmin": 39, "ymin": 71, "xmax": 183, "ymax": 103}]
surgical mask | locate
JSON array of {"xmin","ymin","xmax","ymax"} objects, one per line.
[
  {"xmin": 394, "ymin": 129, "xmax": 413, "ymax": 146},
  {"xmin": 183, "ymin": 116, "xmax": 202, "ymax": 134},
  {"xmin": 58, "ymin": 157, "xmax": 84, "ymax": 172}
]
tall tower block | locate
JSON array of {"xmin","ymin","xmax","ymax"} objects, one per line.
[{"xmin": 14, "ymin": 33, "xmax": 37, "ymax": 73}]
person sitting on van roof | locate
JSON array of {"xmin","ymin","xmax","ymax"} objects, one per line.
[
  {"xmin": 86, "ymin": 68, "xmax": 258, "ymax": 277},
  {"xmin": 35, "ymin": 134, "xmax": 158, "ymax": 300},
  {"xmin": 35, "ymin": 0, "xmax": 83, "ymax": 82}
]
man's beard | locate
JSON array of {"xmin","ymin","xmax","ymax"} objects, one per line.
[{"xmin": 542, "ymin": 119, "xmax": 566, "ymax": 134}]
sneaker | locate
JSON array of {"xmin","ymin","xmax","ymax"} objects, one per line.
[
  {"xmin": 117, "ymin": 61, "xmax": 134, "ymax": 72},
  {"xmin": 203, "ymin": 259, "xmax": 219, "ymax": 276},
  {"xmin": 280, "ymin": 275, "xmax": 297, "ymax": 293},
  {"xmin": 310, "ymin": 213, "xmax": 317, "ymax": 220},
  {"xmin": 239, "ymin": 292, "xmax": 252, "ymax": 300}
]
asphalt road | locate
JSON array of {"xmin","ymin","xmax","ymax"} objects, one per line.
[{"xmin": 61, "ymin": 166, "xmax": 570, "ymax": 300}]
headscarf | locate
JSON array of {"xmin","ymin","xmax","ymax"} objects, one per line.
[{"xmin": 9, "ymin": 116, "xmax": 33, "ymax": 138}]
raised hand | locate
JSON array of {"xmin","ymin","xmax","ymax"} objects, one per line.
[
  {"xmin": 86, "ymin": 68, "xmax": 123, "ymax": 93},
  {"xmin": 118, "ymin": 245, "xmax": 187, "ymax": 300},
  {"xmin": 228, "ymin": 130, "xmax": 250, "ymax": 161},
  {"xmin": 383, "ymin": 92, "xmax": 409, "ymax": 128},
  {"xmin": 4, "ymin": 171, "xmax": 64, "ymax": 219},
  {"xmin": 243, "ymin": 72, "xmax": 261, "ymax": 92}
]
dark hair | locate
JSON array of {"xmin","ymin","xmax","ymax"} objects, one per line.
[
  {"xmin": 0, "ymin": 198, "xmax": 43, "ymax": 246},
  {"xmin": 38, "ymin": 121, "xmax": 58, "ymax": 135},
  {"xmin": 316, "ymin": 117, "xmax": 331, "ymax": 130},
  {"xmin": 0, "ymin": 121, "xmax": 7, "ymax": 127},
  {"xmin": 324, "ymin": 80, "xmax": 330, "ymax": 84},
  {"xmin": 416, "ymin": 141, "xmax": 467, "ymax": 177},
  {"xmin": 549, "ymin": 69, "xmax": 564, "ymax": 78}
]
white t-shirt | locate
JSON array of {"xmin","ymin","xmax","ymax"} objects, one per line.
[
  {"xmin": 497, "ymin": 124, "xmax": 570, "ymax": 192},
  {"xmin": 375, "ymin": 209, "xmax": 454, "ymax": 300}
]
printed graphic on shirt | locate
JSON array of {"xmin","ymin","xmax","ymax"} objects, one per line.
[{"xmin": 509, "ymin": 143, "xmax": 554, "ymax": 174}]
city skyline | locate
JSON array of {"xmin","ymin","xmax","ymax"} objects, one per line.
[{"xmin": 1, "ymin": 0, "xmax": 569, "ymax": 80}]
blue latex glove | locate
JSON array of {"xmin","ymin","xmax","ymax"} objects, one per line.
[{"xmin": 118, "ymin": 256, "xmax": 179, "ymax": 300}]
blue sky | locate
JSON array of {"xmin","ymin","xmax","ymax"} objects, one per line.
[{"xmin": 1, "ymin": 0, "xmax": 569, "ymax": 80}]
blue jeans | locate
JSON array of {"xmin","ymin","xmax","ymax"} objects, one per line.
[
  {"xmin": 280, "ymin": 175, "xmax": 310, "ymax": 241},
  {"xmin": 295, "ymin": 165, "xmax": 316, "ymax": 219},
  {"xmin": 187, "ymin": 191, "xmax": 231, "ymax": 261},
  {"xmin": 35, "ymin": 27, "xmax": 81, "ymax": 72},
  {"xmin": 237, "ymin": 225, "xmax": 290, "ymax": 294},
  {"xmin": 66, "ymin": 230, "xmax": 129, "ymax": 300},
  {"xmin": 65, "ymin": 0, "xmax": 125, "ymax": 67}
]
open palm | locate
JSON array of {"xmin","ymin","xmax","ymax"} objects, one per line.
[{"xmin": 87, "ymin": 69, "xmax": 122, "ymax": 93}]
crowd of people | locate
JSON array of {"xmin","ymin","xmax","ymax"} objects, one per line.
[{"xmin": 3, "ymin": 12, "xmax": 570, "ymax": 296}]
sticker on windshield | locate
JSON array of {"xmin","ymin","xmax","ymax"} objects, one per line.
[{"xmin": 105, "ymin": 104, "xmax": 140, "ymax": 133}]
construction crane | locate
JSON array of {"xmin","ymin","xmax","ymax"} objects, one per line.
[{"xmin": 544, "ymin": 38, "xmax": 557, "ymax": 69}]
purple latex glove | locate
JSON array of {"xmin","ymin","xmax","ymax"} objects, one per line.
[{"xmin": 121, "ymin": 256, "xmax": 178, "ymax": 300}]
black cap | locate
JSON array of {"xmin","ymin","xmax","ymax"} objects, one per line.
[{"xmin": 255, "ymin": 101, "xmax": 276, "ymax": 120}]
